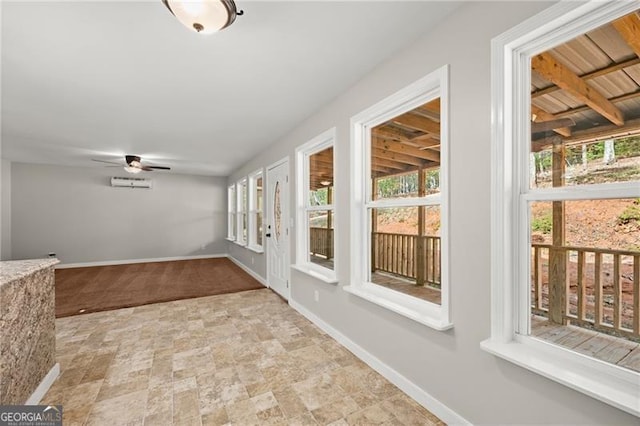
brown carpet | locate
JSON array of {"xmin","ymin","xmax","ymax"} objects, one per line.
[{"xmin": 54, "ymin": 258, "xmax": 264, "ymax": 318}]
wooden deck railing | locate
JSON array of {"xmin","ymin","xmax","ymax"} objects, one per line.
[
  {"xmin": 371, "ymin": 232, "xmax": 441, "ymax": 287},
  {"xmin": 532, "ymin": 243, "xmax": 640, "ymax": 341},
  {"xmin": 310, "ymin": 227, "xmax": 334, "ymax": 259}
]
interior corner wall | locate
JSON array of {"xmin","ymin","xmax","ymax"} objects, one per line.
[
  {"xmin": 1, "ymin": 159, "xmax": 12, "ymax": 260},
  {"xmin": 11, "ymin": 163, "xmax": 228, "ymax": 264},
  {"xmin": 225, "ymin": 1, "xmax": 638, "ymax": 424}
]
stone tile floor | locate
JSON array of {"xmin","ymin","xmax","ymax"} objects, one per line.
[{"xmin": 42, "ymin": 288, "xmax": 444, "ymax": 425}]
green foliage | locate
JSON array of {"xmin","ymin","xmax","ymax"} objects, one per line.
[
  {"xmin": 531, "ymin": 213, "xmax": 552, "ymax": 234},
  {"xmin": 309, "ymin": 188, "xmax": 328, "ymax": 205},
  {"xmin": 375, "ymin": 169, "xmax": 440, "ymax": 199},
  {"xmin": 613, "ymin": 136, "xmax": 640, "ymax": 159},
  {"xmin": 586, "ymin": 141, "xmax": 604, "ymax": 161},
  {"xmin": 618, "ymin": 200, "xmax": 640, "ymax": 225},
  {"xmin": 377, "ymin": 173, "xmax": 418, "ymax": 198}
]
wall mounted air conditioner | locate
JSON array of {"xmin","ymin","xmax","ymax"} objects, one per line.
[{"xmin": 111, "ymin": 177, "xmax": 153, "ymax": 189}]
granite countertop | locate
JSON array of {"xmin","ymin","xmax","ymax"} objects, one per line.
[{"xmin": 0, "ymin": 258, "xmax": 60, "ymax": 287}]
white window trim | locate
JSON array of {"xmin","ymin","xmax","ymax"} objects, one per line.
[
  {"xmin": 235, "ymin": 178, "xmax": 247, "ymax": 246},
  {"xmin": 248, "ymin": 169, "xmax": 264, "ymax": 253},
  {"xmin": 293, "ymin": 127, "xmax": 338, "ymax": 284},
  {"xmin": 345, "ymin": 65, "xmax": 452, "ymax": 331},
  {"xmin": 483, "ymin": 0, "xmax": 640, "ymax": 417},
  {"xmin": 227, "ymin": 184, "xmax": 236, "ymax": 241}
]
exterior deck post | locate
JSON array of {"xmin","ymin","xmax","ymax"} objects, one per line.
[
  {"xmin": 549, "ymin": 136, "xmax": 567, "ymax": 324},
  {"xmin": 416, "ymin": 167, "xmax": 426, "ymax": 286},
  {"xmin": 327, "ymin": 186, "xmax": 333, "ymax": 259},
  {"xmin": 371, "ymin": 177, "xmax": 378, "ymax": 274}
]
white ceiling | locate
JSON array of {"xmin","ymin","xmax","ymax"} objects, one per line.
[{"xmin": 2, "ymin": 1, "xmax": 459, "ymax": 176}]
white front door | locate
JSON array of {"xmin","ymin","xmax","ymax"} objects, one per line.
[{"xmin": 266, "ymin": 158, "xmax": 289, "ymax": 299}]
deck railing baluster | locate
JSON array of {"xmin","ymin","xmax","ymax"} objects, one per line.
[
  {"xmin": 595, "ymin": 252, "xmax": 603, "ymax": 328},
  {"xmin": 577, "ymin": 250, "xmax": 585, "ymax": 322},
  {"xmin": 613, "ymin": 254, "xmax": 621, "ymax": 330},
  {"xmin": 634, "ymin": 255, "xmax": 640, "ymax": 337}
]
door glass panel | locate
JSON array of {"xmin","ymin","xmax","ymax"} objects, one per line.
[{"xmin": 274, "ymin": 181, "xmax": 281, "ymax": 242}]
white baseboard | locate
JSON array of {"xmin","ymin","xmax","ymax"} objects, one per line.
[
  {"xmin": 56, "ymin": 254, "xmax": 228, "ymax": 269},
  {"xmin": 227, "ymin": 255, "xmax": 268, "ymax": 287},
  {"xmin": 289, "ymin": 300, "xmax": 470, "ymax": 426},
  {"xmin": 25, "ymin": 363, "xmax": 60, "ymax": 405}
]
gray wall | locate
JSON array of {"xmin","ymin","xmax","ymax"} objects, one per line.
[
  {"xmin": 12, "ymin": 163, "xmax": 227, "ymax": 264},
  {"xmin": 1, "ymin": 159, "xmax": 11, "ymax": 260},
  {"xmin": 227, "ymin": 2, "xmax": 638, "ymax": 424}
]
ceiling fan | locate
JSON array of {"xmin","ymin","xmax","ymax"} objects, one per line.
[{"xmin": 92, "ymin": 155, "xmax": 171, "ymax": 174}]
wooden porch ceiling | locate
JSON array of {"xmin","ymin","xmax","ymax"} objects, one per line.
[
  {"xmin": 309, "ymin": 98, "xmax": 442, "ymax": 190},
  {"xmin": 532, "ymin": 9, "xmax": 640, "ymax": 152}
]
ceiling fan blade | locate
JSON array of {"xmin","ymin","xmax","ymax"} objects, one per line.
[
  {"xmin": 91, "ymin": 159, "xmax": 122, "ymax": 166},
  {"xmin": 531, "ymin": 118, "xmax": 575, "ymax": 133},
  {"xmin": 147, "ymin": 166, "xmax": 171, "ymax": 170}
]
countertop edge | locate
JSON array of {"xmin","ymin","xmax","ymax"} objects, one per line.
[{"xmin": 0, "ymin": 258, "xmax": 60, "ymax": 287}]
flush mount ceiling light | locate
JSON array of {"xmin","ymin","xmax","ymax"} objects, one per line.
[{"xmin": 162, "ymin": 0, "xmax": 243, "ymax": 34}]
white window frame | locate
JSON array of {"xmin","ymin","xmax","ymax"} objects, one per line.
[
  {"xmin": 235, "ymin": 178, "xmax": 247, "ymax": 246},
  {"xmin": 247, "ymin": 169, "xmax": 264, "ymax": 253},
  {"xmin": 292, "ymin": 128, "xmax": 338, "ymax": 284},
  {"xmin": 227, "ymin": 184, "xmax": 236, "ymax": 241},
  {"xmin": 481, "ymin": 1, "xmax": 640, "ymax": 416},
  {"xmin": 345, "ymin": 65, "xmax": 452, "ymax": 331}
]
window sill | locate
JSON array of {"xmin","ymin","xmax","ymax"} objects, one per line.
[
  {"xmin": 343, "ymin": 284, "xmax": 453, "ymax": 331},
  {"xmin": 247, "ymin": 245, "xmax": 264, "ymax": 254},
  {"xmin": 225, "ymin": 237, "xmax": 236, "ymax": 242},
  {"xmin": 232, "ymin": 240, "xmax": 246, "ymax": 247},
  {"xmin": 480, "ymin": 336, "xmax": 640, "ymax": 417},
  {"xmin": 291, "ymin": 264, "xmax": 338, "ymax": 284}
]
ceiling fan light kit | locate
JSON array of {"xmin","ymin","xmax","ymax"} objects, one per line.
[
  {"xmin": 124, "ymin": 166, "xmax": 142, "ymax": 174},
  {"xmin": 92, "ymin": 155, "xmax": 171, "ymax": 173},
  {"xmin": 162, "ymin": 0, "xmax": 243, "ymax": 34}
]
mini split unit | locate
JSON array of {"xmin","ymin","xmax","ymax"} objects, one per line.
[{"xmin": 110, "ymin": 177, "xmax": 153, "ymax": 189}]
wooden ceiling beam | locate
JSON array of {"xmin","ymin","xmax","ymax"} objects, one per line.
[
  {"xmin": 418, "ymin": 98, "xmax": 441, "ymax": 115},
  {"xmin": 531, "ymin": 116, "xmax": 640, "ymax": 151},
  {"xmin": 531, "ymin": 56, "xmax": 640, "ymax": 99},
  {"xmin": 613, "ymin": 13, "xmax": 640, "ymax": 62},
  {"xmin": 371, "ymin": 156, "xmax": 410, "ymax": 171},
  {"xmin": 373, "ymin": 138, "xmax": 440, "ymax": 162},
  {"xmin": 373, "ymin": 126, "xmax": 412, "ymax": 142},
  {"xmin": 531, "ymin": 52, "xmax": 624, "ymax": 126},
  {"xmin": 409, "ymin": 134, "xmax": 441, "ymax": 148},
  {"xmin": 554, "ymin": 88, "xmax": 640, "ymax": 119},
  {"xmin": 531, "ymin": 105, "xmax": 571, "ymax": 137},
  {"xmin": 392, "ymin": 112, "xmax": 440, "ymax": 135},
  {"xmin": 371, "ymin": 148, "xmax": 425, "ymax": 167}
]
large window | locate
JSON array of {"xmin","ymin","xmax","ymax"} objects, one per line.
[
  {"xmin": 484, "ymin": 1, "xmax": 640, "ymax": 416},
  {"xmin": 236, "ymin": 178, "xmax": 247, "ymax": 245},
  {"xmin": 248, "ymin": 170, "xmax": 264, "ymax": 252},
  {"xmin": 293, "ymin": 128, "xmax": 337, "ymax": 283},
  {"xmin": 346, "ymin": 66, "xmax": 451, "ymax": 330},
  {"xmin": 227, "ymin": 184, "xmax": 236, "ymax": 240}
]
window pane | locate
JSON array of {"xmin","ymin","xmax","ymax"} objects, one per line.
[
  {"xmin": 370, "ymin": 206, "xmax": 441, "ymax": 304},
  {"xmin": 242, "ymin": 183, "xmax": 247, "ymax": 208},
  {"xmin": 529, "ymin": 199, "xmax": 640, "ymax": 371},
  {"xmin": 242, "ymin": 213, "xmax": 247, "ymax": 241},
  {"xmin": 257, "ymin": 176, "xmax": 263, "ymax": 211},
  {"xmin": 256, "ymin": 211, "xmax": 263, "ymax": 246},
  {"xmin": 228, "ymin": 186, "xmax": 236, "ymax": 212},
  {"xmin": 530, "ymin": 139, "xmax": 640, "ymax": 189},
  {"xmin": 309, "ymin": 211, "xmax": 334, "ymax": 270},
  {"xmin": 230, "ymin": 213, "xmax": 237, "ymax": 238},
  {"xmin": 309, "ymin": 147, "xmax": 333, "ymax": 206},
  {"xmin": 371, "ymin": 98, "xmax": 441, "ymax": 201}
]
